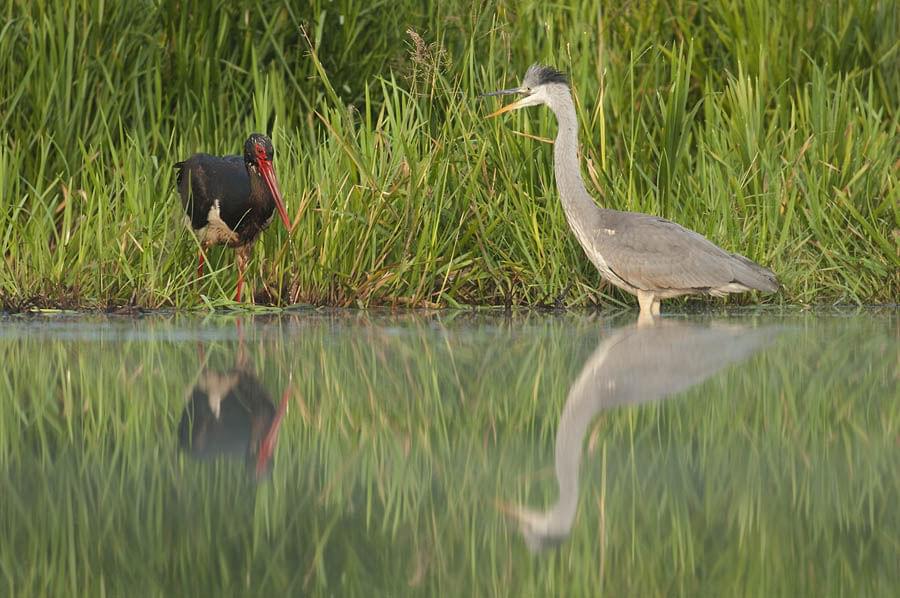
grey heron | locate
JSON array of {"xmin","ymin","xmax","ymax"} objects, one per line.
[
  {"xmin": 483, "ymin": 65, "xmax": 779, "ymax": 319},
  {"xmin": 499, "ymin": 319, "xmax": 782, "ymax": 552}
]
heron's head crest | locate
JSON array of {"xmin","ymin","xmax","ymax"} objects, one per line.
[{"xmin": 522, "ymin": 64, "xmax": 568, "ymax": 89}]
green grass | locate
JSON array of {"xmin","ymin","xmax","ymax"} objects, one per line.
[
  {"xmin": 0, "ymin": 311, "xmax": 896, "ymax": 595},
  {"xmin": 1, "ymin": 0, "xmax": 898, "ymax": 309}
]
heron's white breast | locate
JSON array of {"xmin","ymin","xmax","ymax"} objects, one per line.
[{"xmin": 568, "ymin": 219, "xmax": 623, "ymax": 285}]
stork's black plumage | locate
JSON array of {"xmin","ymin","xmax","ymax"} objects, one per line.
[
  {"xmin": 174, "ymin": 133, "xmax": 291, "ymax": 302},
  {"xmin": 177, "ymin": 367, "xmax": 290, "ymax": 479}
]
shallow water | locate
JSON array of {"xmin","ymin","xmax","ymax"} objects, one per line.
[{"xmin": 1, "ymin": 309, "xmax": 897, "ymax": 596}]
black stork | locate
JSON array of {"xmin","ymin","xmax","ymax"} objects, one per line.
[
  {"xmin": 177, "ymin": 367, "xmax": 291, "ymax": 480},
  {"xmin": 178, "ymin": 325, "xmax": 291, "ymax": 480},
  {"xmin": 175, "ymin": 133, "xmax": 292, "ymax": 302}
]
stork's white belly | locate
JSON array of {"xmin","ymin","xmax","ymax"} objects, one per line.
[{"xmin": 189, "ymin": 200, "xmax": 240, "ymax": 246}]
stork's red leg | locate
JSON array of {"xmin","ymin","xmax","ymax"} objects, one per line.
[
  {"xmin": 197, "ymin": 248, "xmax": 205, "ymax": 278},
  {"xmin": 234, "ymin": 246, "xmax": 250, "ymax": 302},
  {"xmin": 235, "ymin": 319, "xmax": 247, "ymax": 368},
  {"xmin": 234, "ymin": 270, "xmax": 244, "ymax": 303}
]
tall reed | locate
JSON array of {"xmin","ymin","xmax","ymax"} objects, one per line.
[{"xmin": 1, "ymin": 1, "xmax": 897, "ymax": 308}]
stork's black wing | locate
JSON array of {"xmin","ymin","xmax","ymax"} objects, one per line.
[{"xmin": 174, "ymin": 154, "xmax": 249, "ymax": 231}]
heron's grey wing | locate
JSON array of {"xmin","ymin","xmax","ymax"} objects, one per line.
[
  {"xmin": 598, "ymin": 213, "xmax": 774, "ymax": 292},
  {"xmin": 565, "ymin": 322, "xmax": 779, "ymax": 413}
]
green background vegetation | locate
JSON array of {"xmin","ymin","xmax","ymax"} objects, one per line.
[{"xmin": 1, "ymin": 0, "xmax": 898, "ymax": 309}]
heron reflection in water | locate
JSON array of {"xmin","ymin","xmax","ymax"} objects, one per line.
[
  {"xmin": 499, "ymin": 320, "xmax": 781, "ymax": 552},
  {"xmin": 178, "ymin": 332, "xmax": 290, "ymax": 480}
]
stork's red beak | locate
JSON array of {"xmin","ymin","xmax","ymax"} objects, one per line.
[
  {"xmin": 255, "ymin": 386, "xmax": 290, "ymax": 479},
  {"xmin": 258, "ymin": 158, "xmax": 292, "ymax": 232}
]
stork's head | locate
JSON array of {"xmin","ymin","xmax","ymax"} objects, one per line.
[
  {"xmin": 243, "ymin": 133, "xmax": 291, "ymax": 231},
  {"xmin": 481, "ymin": 64, "xmax": 570, "ymax": 117}
]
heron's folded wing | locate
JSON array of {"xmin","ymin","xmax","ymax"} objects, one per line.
[{"xmin": 597, "ymin": 215, "xmax": 744, "ymax": 291}]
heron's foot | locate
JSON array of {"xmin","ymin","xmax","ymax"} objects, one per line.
[
  {"xmin": 637, "ymin": 311, "xmax": 659, "ymax": 327},
  {"xmin": 636, "ymin": 291, "xmax": 662, "ymax": 326}
]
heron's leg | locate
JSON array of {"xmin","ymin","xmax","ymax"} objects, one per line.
[
  {"xmin": 636, "ymin": 290, "xmax": 655, "ymax": 317},
  {"xmin": 234, "ymin": 245, "xmax": 251, "ymax": 302},
  {"xmin": 636, "ymin": 290, "xmax": 658, "ymax": 327}
]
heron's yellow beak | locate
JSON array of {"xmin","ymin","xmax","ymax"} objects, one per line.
[
  {"xmin": 494, "ymin": 499, "xmax": 545, "ymax": 528},
  {"xmin": 486, "ymin": 97, "xmax": 530, "ymax": 119}
]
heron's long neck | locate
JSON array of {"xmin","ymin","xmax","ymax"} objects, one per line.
[
  {"xmin": 545, "ymin": 395, "xmax": 593, "ymax": 534},
  {"xmin": 543, "ymin": 336, "xmax": 619, "ymax": 536},
  {"xmin": 549, "ymin": 93, "xmax": 602, "ymax": 227}
]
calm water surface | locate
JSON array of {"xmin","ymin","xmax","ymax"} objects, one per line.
[{"xmin": 1, "ymin": 309, "xmax": 897, "ymax": 596}]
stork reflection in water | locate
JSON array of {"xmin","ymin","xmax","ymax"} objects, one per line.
[
  {"xmin": 178, "ymin": 328, "xmax": 290, "ymax": 480},
  {"xmin": 499, "ymin": 320, "xmax": 781, "ymax": 552}
]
